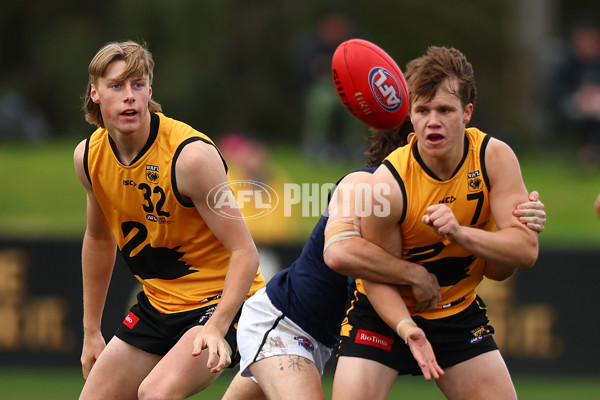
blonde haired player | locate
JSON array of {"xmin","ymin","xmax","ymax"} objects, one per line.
[{"xmin": 74, "ymin": 40, "xmax": 264, "ymax": 399}]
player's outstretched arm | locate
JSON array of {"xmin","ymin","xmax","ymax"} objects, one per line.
[
  {"xmin": 361, "ymin": 279, "xmax": 444, "ymax": 381},
  {"xmin": 405, "ymin": 326, "xmax": 445, "ymax": 381},
  {"xmin": 177, "ymin": 141, "xmax": 260, "ymax": 372}
]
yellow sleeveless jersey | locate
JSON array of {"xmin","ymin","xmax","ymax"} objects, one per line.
[
  {"xmin": 357, "ymin": 127, "xmax": 495, "ymax": 319},
  {"xmin": 84, "ymin": 112, "xmax": 264, "ymax": 313}
]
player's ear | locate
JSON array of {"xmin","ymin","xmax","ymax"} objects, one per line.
[
  {"xmin": 90, "ymin": 84, "xmax": 99, "ymax": 103},
  {"xmin": 463, "ymin": 103, "xmax": 474, "ymax": 124}
]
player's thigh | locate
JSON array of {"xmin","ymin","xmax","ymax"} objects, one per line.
[
  {"xmin": 332, "ymin": 356, "xmax": 398, "ymax": 400},
  {"xmin": 436, "ymin": 350, "xmax": 517, "ymax": 400},
  {"xmin": 138, "ymin": 325, "xmax": 226, "ymax": 399},
  {"xmin": 250, "ymin": 355, "xmax": 324, "ymax": 400},
  {"xmin": 80, "ymin": 336, "xmax": 161, "ymax": 400},
  {"xmin": 222, "ymin": 371, "xmax": 267, "ymax": 400}
]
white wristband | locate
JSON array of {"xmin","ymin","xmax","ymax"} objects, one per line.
[{"xmin": 396, "ymin": 319, "xmax": 418, "ymax": 344}]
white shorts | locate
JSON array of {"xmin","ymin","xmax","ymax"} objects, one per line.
[{"xmin": 237, "ymin": 287, "xmax": 333, "ymax": 379}]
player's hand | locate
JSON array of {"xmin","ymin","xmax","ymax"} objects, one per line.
[
  {"xmin": 411, "ymin": 267, "xmax": 442, "ymax": 313},
  {"xmin": 406, "ymin": 327, "xmax": 444, "ymax": 381},
  {"xmin": 81, "ymin": 331, "xmax": 106, "ymax": 379},
  {"xmin": 422, "ymin": 204, "xmax": 462, "ymax": 241},
  {"xmin": 192, "ymin": 325, "xmax": 232, "ymax": 373},
  {"xmin": 595, "ymin": 193, "xmax": 600, "ymax": 218},
  {"xmin": 514, "ymin": 190, "xmax": 546, "ymax": 233}
]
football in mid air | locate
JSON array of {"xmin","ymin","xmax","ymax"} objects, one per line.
[{"xmin": 331, "ymin": 38, "xmax": 409, "ymax": 130}]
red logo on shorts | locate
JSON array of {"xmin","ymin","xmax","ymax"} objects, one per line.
[
  {"xmin": 355, "ymin": 329, "xmax": 393, "ymax": 351},
  {"xmin": 123, "ymin": 311, "xmax": 139, "ymax": 329}
]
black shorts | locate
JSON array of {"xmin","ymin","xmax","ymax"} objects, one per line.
[
  {"xmin": 115, "ymin": 291, "xmax": 241, "ymax": 368},
  {"xmin": 337, "ymin": 291, "xmax": 498, "ymax": 375}
]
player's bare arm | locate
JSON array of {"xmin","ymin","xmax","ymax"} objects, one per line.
[
  {"xmin": 74, "ymin": 140, "xmax": 119, "ymax": 378},
  {"xmin": 176, "ymin": 140, "xmax": 260, "ymax": 372},
  {"xmin": 323, "ymin": 169, "xmax": 440, "ymax": 309},
  {"xmin": 422, "ymin": 138, "xmax": 538, "ymax": 272},
  {"xmin": 360, "ymin": 168, "xmax": 443, "ymax": 380}
]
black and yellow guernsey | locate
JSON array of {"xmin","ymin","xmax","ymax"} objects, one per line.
[{"xmin": 84, "ymin": 112, "xmax": 264, "ymax": 314}]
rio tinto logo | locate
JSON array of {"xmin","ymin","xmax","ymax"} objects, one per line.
[
  {"xmin": 207, "ymin": 180, "xmax": 279, "ymax": 220},
  {"xmin": 369, "ymin": 67, "xmax": 402, "ymax": 112}
]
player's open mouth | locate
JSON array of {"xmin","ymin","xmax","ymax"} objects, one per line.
[
  {"xmin": 122, "ymin": 110, "xmax": 138, "ymax": 117},
  {"xmin": 426, "ymin": 134, "xmax": 444, "ymax": 143}
]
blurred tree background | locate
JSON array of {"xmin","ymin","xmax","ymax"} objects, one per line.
[{"xmin": 0, "ymin": 0, "xmax": 597, "ymax": 145}]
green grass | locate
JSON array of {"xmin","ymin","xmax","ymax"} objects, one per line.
[
  {"xmin": 1, "ymin": 140, "xmax": 599, "ymax": 248},
  {"xmin": 1, "ymin": 368, "xmax": 598, "ymax": 399},
  {"xmin": 518, "ymin": 148, "xmax": 600, "ymax": 248},
  {"xmin": 0, "ymin": 139, "xmax": 86, "ymax": 238}
]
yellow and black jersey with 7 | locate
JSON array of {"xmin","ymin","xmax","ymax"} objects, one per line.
[{"xmin": 357, "ymin": 127, "xmax": 495, "ymax": 319}]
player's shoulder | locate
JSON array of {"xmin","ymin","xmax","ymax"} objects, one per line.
[
  {"xmin": 337, "ymin": 167, "xmax": 377, "ymax": 186},
  {"xmin": 73, "ymin": 138, "xmax": 87, "ymax": 158},
  {"xmin": 483, "ymin": 135, "xmax": 517, "ymax": 161}
]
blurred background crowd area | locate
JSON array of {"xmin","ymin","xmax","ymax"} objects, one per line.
[{"xmin": 1, "ymin": 0, "xmax": 599, "ymax": 157}]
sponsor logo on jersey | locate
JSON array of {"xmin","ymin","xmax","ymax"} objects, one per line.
[
  {"xmin": 355, "ymin": 329, "xmax": 393, "ymax": 351},
  {"xmin": 467, "ymin": 170, "xmax": 482, "ymax": 192},
  {"xmin": 146, "ymin": 214, "xmax": 172, "ymax": 224},
  {"xmin": 439, "ymin": 195, "xmax": 456, "ymax": 204},
  {"xmin": 123, "ymin": 179, "xmax": 137, "ymax": 187},
  {"xmin": 294, "ymin": 336, "xmax": 315, "ymax": 353},
  {"xmin": 369, "ymin": 67, "xmax": 402, "ymax": 112},
  {"xmin": 146, "ymin": 165, "xmax": 159, "ymax": 183},
  {"xmin": 123, "ymin": 311, "xmax": 140, "ymax": 329}
]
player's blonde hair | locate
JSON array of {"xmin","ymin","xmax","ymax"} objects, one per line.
[{"xmin": 83, "ymin": 40, "xmax": 162, "ymax": 128}]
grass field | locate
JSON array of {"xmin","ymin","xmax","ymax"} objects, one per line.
[{"xmin": 1, "ymin": 367, "xmax": 599, "ymax": 399}]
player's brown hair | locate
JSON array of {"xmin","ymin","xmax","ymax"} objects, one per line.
[
  {"xmin": 365, "ymin": 117, "xmax": 413, "ymax": 167},
  {"xmin": 83, "ymin": 40, "xmax": 162, "ymax": 128},
  {"xmin": 404, "ymin": 46, "xmax": 477, "ymax": 108}
]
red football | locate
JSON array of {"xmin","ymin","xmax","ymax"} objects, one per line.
[{"xmin": 331, "ymin": 38, "xmax": 409, "ymax": 130}]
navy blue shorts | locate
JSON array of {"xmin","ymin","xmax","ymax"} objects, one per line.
[
  {"xmin": 337, "ymin": 291, "xmax": 498, "ymax": 375},
  {"xmin": 115, "ymin": 291, "xmax": 241, "ymax": 368}
]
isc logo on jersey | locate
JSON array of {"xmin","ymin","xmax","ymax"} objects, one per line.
[{"xmin": 369, "ymin": 67, "xmax": 402, "ymax": 112}]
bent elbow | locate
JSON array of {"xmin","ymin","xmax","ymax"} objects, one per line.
[
  {"xmin": 525, "ymin": 250, "xmax": 538, "ymax": 269},
  {"xmin": 323, "ymin": 244, "xmax": 344, "ymax": 273},
  {"xmin": 520, "ymin": 244, "xmax": 539, "ymax": 269},
  {"xmin": 323, "ymin": 240, "xmax": 358, "ymax": 275}
]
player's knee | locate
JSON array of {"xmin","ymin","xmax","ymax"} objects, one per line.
[{"xmin": 138, "ymin": 379, "xmax": 183, "ymax": 400}]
